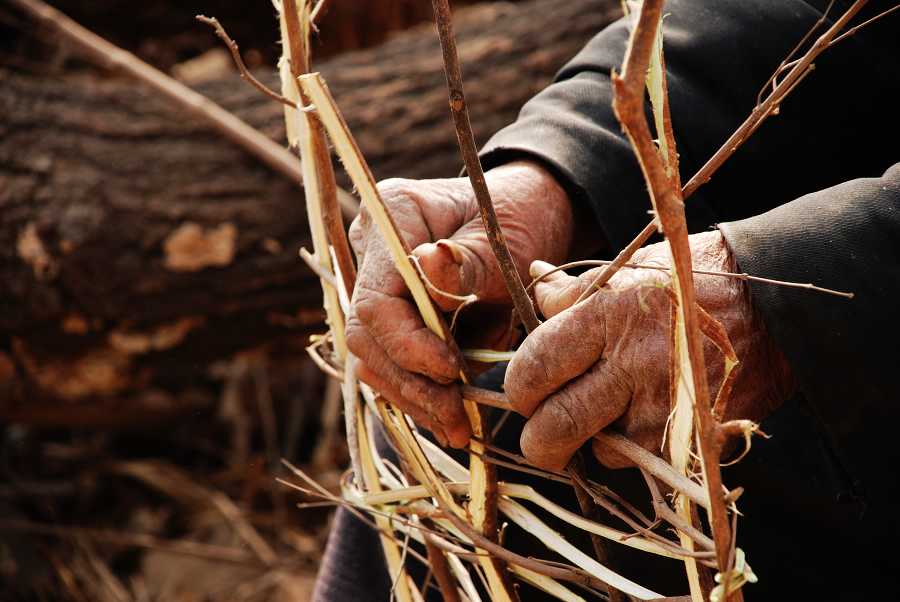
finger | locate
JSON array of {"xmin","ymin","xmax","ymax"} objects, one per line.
[
  {"xmin": 528, "ymin": 260, "xmax": 568, "ymax": 284},
  {"xmin": 504, "ymin": 294, "xmax": 608, "ymax": 417},
  {"xmin": 347, "ymin": 324, "xmax": 470, "ymax": 448},
  {"xmin": 412, "ymin": 233, "xmax": 506, "ymax": 311},
  {"xmin": 520, "ymin": 360, "xmax": 631, "ymax": 471},
  {"xmin": 414, "ymin": 213, "xmax": 537, "ymax": 309},
  {"xmin": 353, "ymin": 285, "xmax": 459, "ymax": 383},
  {"xmin": 411, "ymin": 240, "xmax": 470, "ymax": 312},
  {"xmin": 355, "ymin": 362, "xmax": 447, "ymax": 447},
  {"xmin": 532, "ymin": 265, "xmax": 591, "ymax": 319}
]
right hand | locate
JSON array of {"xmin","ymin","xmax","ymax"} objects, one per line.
[{"xmin": 346, "ymin": 160, "xmax": 574, "ymax": 447}]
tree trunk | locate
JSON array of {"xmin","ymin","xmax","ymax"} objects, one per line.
[{"xmin": 0, "ymin": 0, "xmax": 621, "ymax": 425}]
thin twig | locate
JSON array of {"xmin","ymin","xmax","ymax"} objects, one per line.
[
  {"xmin": 755, "ymin": 0, "xmax": 837, "ymax": 106},
  {"xmin": 196, "ymin": 15, "xmax": 297, "ymax": 108},
  {"xmin": 611, "ymin": 0, "xmax": 736, "ymax": 584},
  {"xmin": 568, "ymin": 453, "xmax": 626, "ymax": 602},
  {"xmin": 310, "ymin": 0, "xmax": 333, "ymax": 25},
  {"xmin": 8, "ymin": 0, "xmax": 358, "ymax": 220},
  {"xmin": 825, "ymin": 3, "xmax": 900, "ymax": 47},
  {"xmin": 531, "ymin": 258, "xmax": 854, "ymax": 299},
  {"xmin": 299, "ymin": 247, "xmax": 338, "ymax": 288},
  {"xmin": 430, "ymin": 0, "xmax": 540, "ymax": 333},
  {"xmin": 640, "ymin": 469, "xmax": 714, "ymax": 550},
  {"xmin": 575, "ymin": 0, "xmax": 868, "ymax": 298},
  {"xmin": 424, "ymin": 530, "xmax": 463, "ymax": 602}
]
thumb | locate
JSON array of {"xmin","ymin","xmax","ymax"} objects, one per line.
[
  {"xmin": 531, "ymin": 260, "xmax": 591, "ymax": 319},
  {"xmin": 412, "ymin": 237, "xmax": 497, "ymax": 312}
]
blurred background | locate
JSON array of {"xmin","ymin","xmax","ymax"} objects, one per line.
[{"xmin": 0, "ymin": 1, "xmax": 619, "ymax": 599}]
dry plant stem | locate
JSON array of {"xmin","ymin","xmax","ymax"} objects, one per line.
[
  {"xmin": 195, "ymin": 15, "xmax": 297, "ymax": 108},
  {"xmin": 826, "ymin": 3, "xmax": 899, "ymax": 47},
  {"xmin": 300, "ymin": 74, "xmax": 514, "ymax": 602},
  {"xmin": 568, "ymin": 453, "xmax": 626, "ymax": 602},
  {"xmin": 640, "ymin": 470, "xmax": 714, "ymax": 551},
  {"xmin": 437, "ymin": 508, "xmax": 618, "ymax": 594},
  {"xmin": 430, "ymin": 0, "xmax": 540, "ymax": 333},
  {"xmin": 463, "ymin": 388, "xmax": 711, "ymax": 509},
  {"xmin": 280, "ymin": 3, "xmax": 413, "ymax": 597},
  {"xmin": 282, "ymin": 0, "xmax": 357, "ymax": 295},
  {"xmin": 612, "ymin": 0, "xmax": 734, "ymax": 586},
  {"xmin": 197, "ymin": 8, "xmax": 356, "ymax": 293},
  {"xmin": 8, "ymin": 0, "xmax": 358, "ymax": 220},
  {"xmin": 534, "ymin": 259, "xmax": 853, "ymax": 299},
  {"xmin": 755, "ymin": 0, "xmax": 836, "ymax": 105},
  {"xmin": 299, "ymin": 247, "xmax": 337, "ymax": 288},
  {"xmin": 578, "ymin": 0, "xmax": 868, "ymax": 297},
  {"xmin": 424, "ymin": 531, "xmax": 463, "ymax": 602}
]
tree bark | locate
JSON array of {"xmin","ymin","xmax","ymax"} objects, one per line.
[{"xmin": 0, "ymin": 0, "xmax": 621, "ymax": 425}]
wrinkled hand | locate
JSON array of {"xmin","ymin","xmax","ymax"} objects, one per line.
[
  {"xmin": 505, "ymin": 230, "xmax": 795, "ymax": 471},
  {"xmin": 346, "ymin": 161, "xmax": 574, "ymax": 447}
]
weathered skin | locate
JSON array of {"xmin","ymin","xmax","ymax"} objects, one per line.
[
  {"xmin": 347, "ymin": 160, "xmax": 793, "ymax": 463},
  {"xmin": 507, "ymin": 230, "xmax": 794, "ymax": 470},
  {"xmin": 346, "ymin": 161, "xmax": 573, "ymax": 447}
]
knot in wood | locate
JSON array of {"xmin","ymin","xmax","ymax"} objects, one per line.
[{"xmin": 449, "ymin": 93, "xmax": 465, "ymax": 112}]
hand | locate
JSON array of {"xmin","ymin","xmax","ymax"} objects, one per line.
[
  {"xmin": 504, "ymin": 230, "xmax": 795, "ymax": 471},
  {"xmin": 346, "ymin": 161, "xmax": 574, "ymax": 447}
]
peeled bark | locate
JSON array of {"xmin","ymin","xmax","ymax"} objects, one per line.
[{"xmin": 0, "ymin": 0, "xmax": 621, "ymax": 425}]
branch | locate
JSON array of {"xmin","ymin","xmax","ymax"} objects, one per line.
[
  {"xmin": 430, "ymin": 0, "xmax": 540, "ymax": 333},
  {"xmin": 534, "ymin": 258, "xmax": 854, "ymax": 299},
  {"xmin": 568, "ymin": 453, "xmax": 627, "ymax": 602},
  {"xmin": 195, "ymin": 15, "xmax": 297, "ymax": 109},
  {"xmin": 8, "ymin": 0, "xmax": 358, "ymax": 221},
  {"xmin": 611, "ymin": 0, "xmax": 735, "ymax": 585},
  {"xmin": 576, "ymin": 0, "xmax": 868, "ymax": 298}
]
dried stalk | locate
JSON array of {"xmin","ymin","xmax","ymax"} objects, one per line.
[
  {"xmin": 424, "ymin": 532, "xmax": 462, "ymax": 602},
  {"xmin": 611, "ymin": 0, "xmax": 735, "ymax": 596},
  {"xmin": 280, "ymin": 0, "xmax": 356, "ymax": 295},
  {"xmin": 577, "ymin": 0, "xmax": 868, "ymax": 296},
  {"xmin": 429, "ymin": 0, "xmax": 540, "ymax": 333},
  {"xmin": 276, "ymin": 3, "xmax": 415, "ymax": 598},
  {"xmin": 412, "ymin": 434, "xmax": 667, "ymax": 599},
  {"xmin": 531, "ymin": 259, "xmax": 854, "ymax": 299},
  {"xmin": 298, "ymin": 73, "xmax": 515, "ymax": 601}
]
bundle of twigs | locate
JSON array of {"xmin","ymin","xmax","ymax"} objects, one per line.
[{"xmin": 206, "ymin": 1, "xmax": 875, "ymax": 600}]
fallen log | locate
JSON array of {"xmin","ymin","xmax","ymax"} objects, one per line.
[{"xmin": 0, "ymin": 0, "xmax": 621, "ymax": 425}]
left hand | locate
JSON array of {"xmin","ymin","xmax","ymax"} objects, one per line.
[{"xmin": 504, "ymin": 230, "xmax": 794, "ymax": 471}]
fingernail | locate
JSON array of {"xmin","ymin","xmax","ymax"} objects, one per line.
[
  {"xmin": 435, "ymin": 239, "xmax": 465, "ymax": 265},
  {"xmin": 530, "ymin": 260, "xmax": 558, "ymax": 279}
]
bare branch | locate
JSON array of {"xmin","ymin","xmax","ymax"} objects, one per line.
[
  {"xmin": 195, "ymin": 15, "xmax": 297, "ymax": 108},
  {"xmin": 430, "ymin": 0, "xmax": 540, "ymax": 333},
  {"xmin": 532, "ymin": 258, "xmax": 854, "ymax": 299},
  {"xmin": 576, "ymin": 0, "xmax": 868, "ymax": 298}
]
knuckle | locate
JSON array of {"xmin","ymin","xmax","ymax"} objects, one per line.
[
  {"xmin": 352, "ymin": 288, "xmax": 382, "ymax": 326},
  {"xmin": 376, "ymin": 177, "xmax": 414, "ymax": 197}
]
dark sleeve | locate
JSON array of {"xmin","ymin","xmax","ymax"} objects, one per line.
[
  {"xmin": 719, "ymin": 163, "xmax": 900, "ymax": 490},
  {"xmin": 480, "ymin": 0, "xmax": 899, "ymax": 251}
]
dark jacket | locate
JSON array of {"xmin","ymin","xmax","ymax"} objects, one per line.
[{"xmin": 314, "ymin": 1, "xmax": 900, "ymax": 599}]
